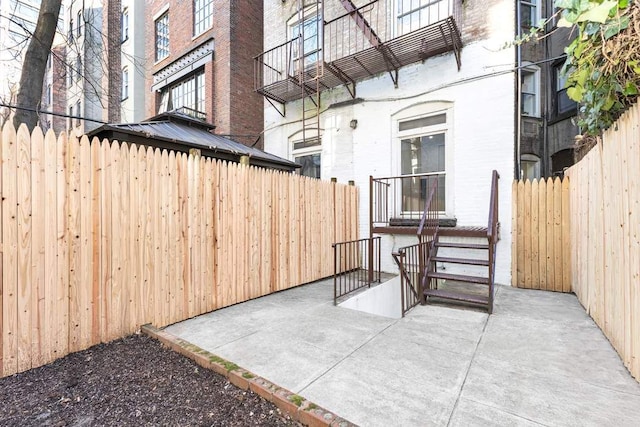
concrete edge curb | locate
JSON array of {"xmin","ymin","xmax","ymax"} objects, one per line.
[{"xmin": 141, "ymin": 324, "xmax": 357, "ymax": 427}]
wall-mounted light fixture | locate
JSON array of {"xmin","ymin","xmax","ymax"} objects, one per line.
[{"xmin": 349, "ymin": 119, "xmax": 358, "ymax": 129}]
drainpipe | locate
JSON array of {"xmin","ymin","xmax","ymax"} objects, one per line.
[
  {"xmin": 515, "ymin": 0, "xmax": 522, "ymax": 180},
  {"xmin": 543, "ymin": 16, "xmax": 549, "ymax": 177}
]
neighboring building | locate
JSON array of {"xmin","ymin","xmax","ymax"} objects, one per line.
[
  {"xmin": 41, "ymin": 45, "xmax": 68, "ymax": 135},
  {"xmin": 65, "ymin": 0, "xmax": 120, "ymax": 134},
  {"xmin": 0, "ymin": 0, "xmax": 45, "ymax": 123},
  {"xmin": 256, "ymin": 0, "xmax": 515, "ymax": 285},
  {"xmin": 517, "ymin": 0, "xmax": 579, "ymax": 178},
  {"xmin": 120, "ymin": 0, "xmax": 146, "ymax": 122},
  {"xmin": 145, "ymin": 0, "xmax": 264, "ymax": 148}
]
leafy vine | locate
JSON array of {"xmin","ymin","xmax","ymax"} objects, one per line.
[{"xmin": 558, "ymin": 0, "xmax": 639, "ymax": 135}]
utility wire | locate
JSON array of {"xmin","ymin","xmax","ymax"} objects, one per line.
[{"xmin": 0, "ymin": 103, "xmax": 108, "ymax": 124}]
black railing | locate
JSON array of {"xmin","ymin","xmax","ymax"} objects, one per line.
[
  {"xmin": 254, "ymin": 0, "xmax": 462, "ymax": 100},
  {"xmin": 370, "ymin": 172, "xmax": 445, "ymax": 231},
  {"xmin": 333, "ymin": 236, "xmax": 381, "ymax": 305},
  {"xmin": 392, "ymin": 241, "xmax": 429, "ymax": 316},
  {"xmin": 486, "ymin": 170, "xmax": 500, "ymax": 314},
  {"xmin": 392, "ymin": 178, "xmax": 439, "ymax": 316}
]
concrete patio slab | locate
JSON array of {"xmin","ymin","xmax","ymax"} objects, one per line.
[{"xmin": 164, "ymin": 278, "xmax": 640, "ymax": 426}]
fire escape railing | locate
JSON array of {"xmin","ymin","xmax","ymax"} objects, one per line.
[{"xmin": 254, "ymin": 0, "xmax": 462, "ymax": 101}]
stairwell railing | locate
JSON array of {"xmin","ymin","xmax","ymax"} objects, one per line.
[{"xmin": 392, "ymin": 179, "xmax": 439, "ymax": 316}]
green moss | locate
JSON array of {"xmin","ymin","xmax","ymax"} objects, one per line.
[
  {"xmin": 242, "ymin": 372, "xmax": 255, "ymax": 379},
  {"xmin": 305, "ymin": 402, "xmax": 318, "ymax": 411},
  {"xmin": 222, "ymin": 361, "xmax": 239, "ymax": 372},
  {"xmin": 289, "ymin": 394, "xmax": 304, "ymax": 407},
  {"xmin": 209, "ymin": 355, "xmax": 224, "ymax": 364}
]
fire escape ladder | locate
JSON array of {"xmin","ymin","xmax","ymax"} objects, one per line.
[
  {"xmin": 338, "ymin": 0, "xmax": 400, "ymax": 87},
  {"xmin": 297, "ymin": 0, "xmax": 324, "ymax": 145}
]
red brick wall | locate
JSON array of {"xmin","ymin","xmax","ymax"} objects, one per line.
[
  {"xmin": 228, "ymin": 0, "xmax": 264, "ymax": 148},
  {"xmin": 51, "ymin": 46, "xmax": 68, "ymax": 135},
  {"xmin": 145, "ymin": 1, "xmax": 263, "ymax": 148},
  {"xmin": 103, "ymin": 0, "xmax": 122, "ymax": 123}
]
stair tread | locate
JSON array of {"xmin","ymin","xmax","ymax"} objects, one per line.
[
  {"xmin": 424, "ymin": 288, "xmax": 489, "ymax": 305},
  {"xmin": 426, "ymin": 271, "xmax": 489, "ymax": 285},
  {"xmin": 435, "ymin": 242, "xmax": 489, "ymax": 250},
  {"xmin": 432, "ymin": 256, "xmax": 489, "ymax": 266}
]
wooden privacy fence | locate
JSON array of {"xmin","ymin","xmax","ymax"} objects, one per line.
[
  {"xmin": 0, "ymin": 123, "xmax": 358, "ymax": 377},
  {"xmin": 565, "ymin": 103, "xmax": 640, "ymax": 381},
  {"xmin": 511, "ymin": 177, "xmax": 571, "ymax": 291}
]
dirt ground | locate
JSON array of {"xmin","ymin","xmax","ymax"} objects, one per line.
[{"xmin": 0, "ymin": 334, "xmax": 299, "ymax": 426}]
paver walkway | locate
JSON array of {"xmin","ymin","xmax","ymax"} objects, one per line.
[{"xmin": 165, "ymin": 279, "xmax": 640, "ymax": 426}]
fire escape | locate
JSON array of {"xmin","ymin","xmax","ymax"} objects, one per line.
[{"xmin": 254, "ymin": 0, "xmax": 463, "ymax": 141}]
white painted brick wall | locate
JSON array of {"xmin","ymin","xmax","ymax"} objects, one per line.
[{"xmin": 263, "ymin": 1, "xmax": 515, "ymax": 285}]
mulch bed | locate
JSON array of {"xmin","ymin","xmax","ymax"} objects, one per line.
[{"xmin": 0, "ymin": 334, "xmax": 299, "ymax": 426}]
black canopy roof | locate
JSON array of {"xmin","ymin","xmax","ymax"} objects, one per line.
[{"xmin": 88, "ymin": 111, "xmax": 299, "ymax": 172}]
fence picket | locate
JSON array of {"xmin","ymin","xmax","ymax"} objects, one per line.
[
  {"xmin": 43, "ymin": 129, "xmax": 57, "ymax": 364},
  {"xmin": 30, "ymin": 127, "xmax": 45, "ymax": 368}
]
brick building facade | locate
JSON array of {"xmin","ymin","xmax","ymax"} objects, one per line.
[{"xmin": 146, "ymin": 0, "xmax": 264, "ymax": 148}]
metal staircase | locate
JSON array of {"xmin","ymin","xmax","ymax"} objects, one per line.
[{"xmin": 392, "ymin": 171, "xmax": 500, "ymax": 315}]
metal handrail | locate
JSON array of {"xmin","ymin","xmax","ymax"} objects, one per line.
[
  {"xmin": 333, "ymin": 236, "xmax": 381, "ymax": 305},
  {"xmin": 486, "ymin": 170, "xmax": 500, "ymax": 314}
]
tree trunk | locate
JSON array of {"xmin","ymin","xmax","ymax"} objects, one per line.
[{"xmin": 13, "ymin": 0, "xmax": 63, "ymax": 131}]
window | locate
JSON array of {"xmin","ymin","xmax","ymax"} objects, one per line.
[
  {"xmin": 398, "ymin": 112, "xmax": 447, "ymax": 213},
  {"xmin": 68, "ymin": 63, "xmax": 74, "ymax": 86},
  {"xmin": 520, "ymin": 0, "xmax": 539, "ymax": 29},
  {"xmin": 46, "ymin": 84, "xmax": 52, "ymax": 105},
  {"xmin": 68, "ymin": 17, "xmax": 74, "ymax": 43},
  {"xmin": 155, "ymin": 12, "xmax": 169, "ymax": 61},
  {"xmin": 158, "ymin": 70, "xmax": 206, "ymax": 118},
  {"xmin": 521, "ymin": 68, "xmax": 539, "ymax": 117},
  {"xmin": 68, "ymin": 105, "xmax": 73, "ymax": 129},
  {"xmin": 397, "ymin": 0, "xmax": 451, "ymax": 36},
  {"xmin": 290, "ymin": 15, "xmax": 321, "ymax": 73},
  {"xmin": 521, "ymin": 154, "xmax": 540, "ymax": 180},
  {"xmin": 292, "ymin": 137, "xmax": 321, "ymax": 179},
  {"xmin": 122, "ymin": 67, "xmax": 129, "ymax": 100},
  {"xmin": 122, "ymin": 8, "xmax": 129, "ymax": 42},
  {"xmin": 76, "ymin": 101, "xmax": 81, "ymax": 127},
  {"xmin": 76, "ymin": 57, "xmax": 81, "ymax": 82},
  {"xmin": 77, "ymin": 10, "xmax": 82, "ymax": 37},
  {"xmin": 554, "ymin": 64, "xmax": 577, "ymax": 116},
  {"xmin": 193, "ymin": 0, "xmax": 213, "ymax": 36}
]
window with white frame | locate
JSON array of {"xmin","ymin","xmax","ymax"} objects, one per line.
[
  {"xmin": 520, "ymin": 0, "xmax": 539, "ymax": 29},
  {"xmin": 521, "ymin": 67, "xmax": 540, "ymax": 117},
  {"xmin": 155, "ymin": 12, "xmax": 169, "ymax": 61},
  {"xmin": 292, "ymin": 136, "xmax": 321, "ymax": 179},
  {"xmin": 122, "ymin": 67, "xmax": 129, "ymax": 100},
  {"xmin": 396, "ymin": 0, "xmax": 452, "ymax": 36},
  {"xmin": 521, "ymin": 154, "xmax": 540, "ymax": 180},
  {"xmin": 290, "ymin": 14, "xmax": 321, "ymax": 73},
  {"xmin": 122, "ymin": 8, "xmax": 129, "ymax": 42},
  {"xmin": 194, "ymin": 0, "xmax": 213, "ymax": 36},
  {"xmin": 398, "ymin": 112, "xmax": 447, "ymax": 213}
]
